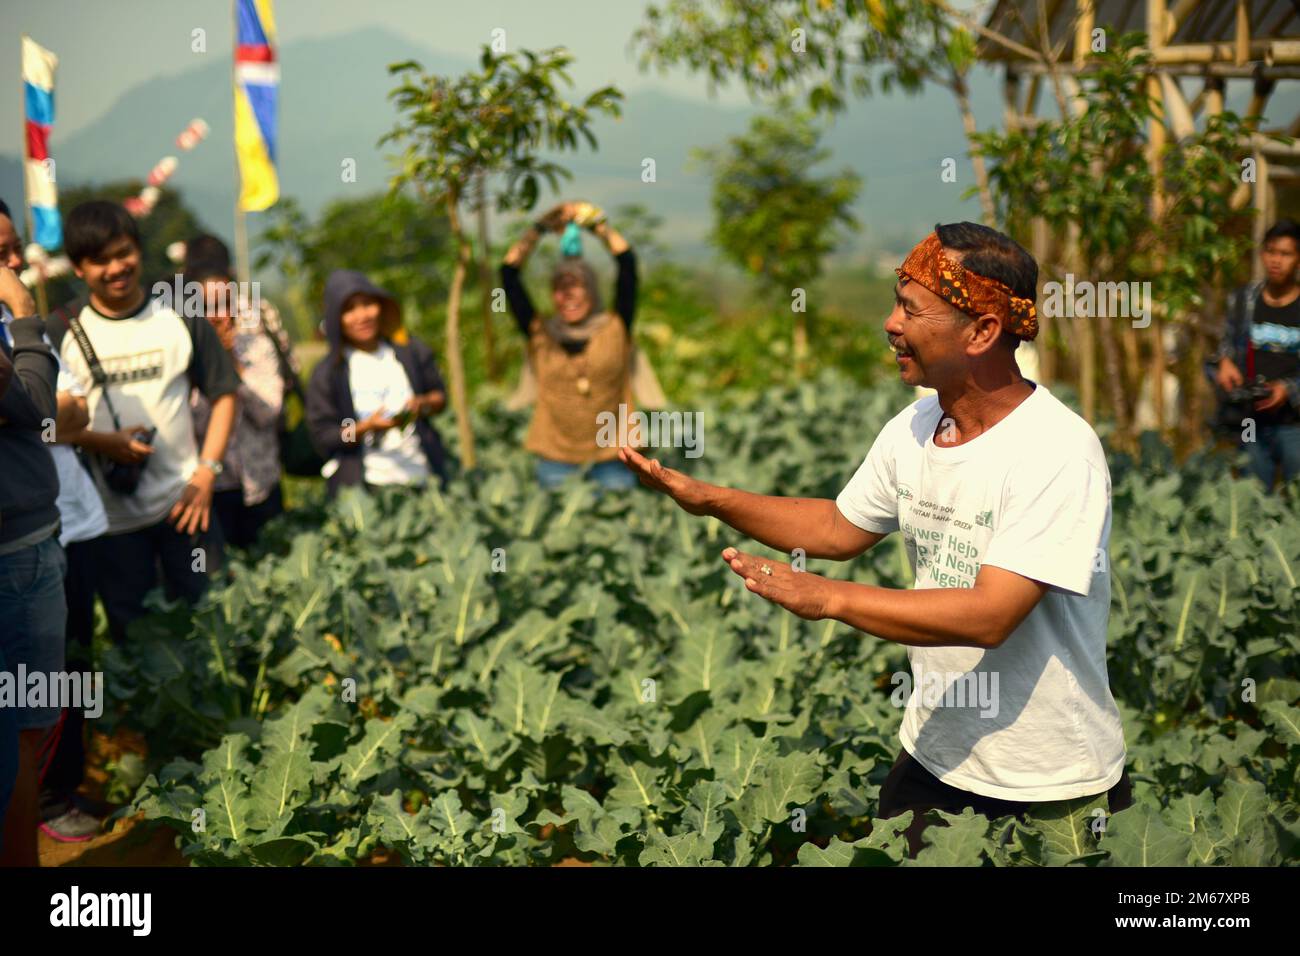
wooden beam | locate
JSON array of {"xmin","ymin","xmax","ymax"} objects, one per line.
[
  {"xmin": 1023, "ymin": 74, "xmax": 1042, "ymax": 117},
  {"xmin": 1205, "ymin": 75, "xmax": 1226, "ymax": 117},
  {"xmin": 1247, "ymin": 77, "xmax": 1276, "ymax": 125},
  {"xmin": 1235, "ymin": 0, "xmax": 1250, "ymax": 68},
  {"xmin": 1253, "ymin": 149, "xmax": 1269, "ymax": 282},
  {"xmin": 1012, "ymin": 61, "xmax": 1300, "ymax": 80},
  {"xmin": 1074, "ymin": 0, "xmax": 1095, "ymax": 68},
  {"xmin": 1155, "ymin": 39, "xmax": 1300, "ymax": 64},
  {"xmin": 1158, "ymin": 73, "xmax": 1197, "ymax": 138}
]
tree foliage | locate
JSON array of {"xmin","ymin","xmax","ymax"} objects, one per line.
[
  {"xmin": 254, "ymin": 191, "xmax": 451, "ymax": 326},
  {"xmin": 693, "ymin": 101, "xmax": 860, "ymax": 295}
]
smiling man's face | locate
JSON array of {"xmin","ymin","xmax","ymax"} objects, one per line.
[
  {"xmin": 884, "ymin": 275, "xmax": 971, "ymax": 389},
  {"xmin": 74, "ymin": 233, "xmax": 143, "ymax": 313}
]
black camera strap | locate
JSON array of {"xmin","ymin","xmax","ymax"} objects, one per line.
[{"xmin": 67, "ymin": 315, "xmax": 124, "ymax": 432}]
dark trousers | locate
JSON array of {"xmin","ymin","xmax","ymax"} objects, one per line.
[
  {"xmin": 877, "ymin": 748, "xmax": 1133, "ymax": 858},
  {"xmin": 40, "ymin": 538, "xmax": 100, "ymax": 805},
  {"xmin": 212, "ymin": 484, "xmax": 283, "ymax": 552},
  {"xmin": 97, "ymin": 518, "xmax": 211, "ymax": 644}
]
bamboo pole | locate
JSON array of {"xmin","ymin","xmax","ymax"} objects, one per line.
[
  {"xmin": 1074, "ymin": 0, "xmax": 1094, "ymax": 68},
  {"xmin": 1031, "ymin": 216, "xmax": 1053, "ymax": 385},
  {"xmin": 1155, "ymin": 39, "xmax": 1300, "ymax": 64},
  {"xmin": 1252, "ymin": 149, "xmax": 1270, "ymax": 282},
  {"xmin": 1235, "ymin": 0, "xmax": 1250, "ymax": 68},
  {"xmin": 231, "ymin": 1, "xmax": 250, "ymax": 285},
  {"xmin": 1148, "ymin": 0, "xmax": 1169, "ymax": 439}
]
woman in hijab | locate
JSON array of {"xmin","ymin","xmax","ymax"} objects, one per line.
[{"xmin": 500, "ymin": 201, "xmax": 660, "ymax": 489}]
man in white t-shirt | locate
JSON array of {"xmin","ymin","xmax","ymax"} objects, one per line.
[
  {"xmin": 621, "ymin": 222, "xmax": 1130, "ymax": 856},
  {"xmin": 55, "ymin": 201, "xmax": 238, "ymax": 643}
]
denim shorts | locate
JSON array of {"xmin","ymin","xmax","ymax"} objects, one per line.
[{"xmin": 0, "ymin": 534, "xmax": 67, "ymax": 729}]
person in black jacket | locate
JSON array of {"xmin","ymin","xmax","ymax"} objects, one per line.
[
  {"xmin": 306, "ymin": 269, "xmax": 448, "ymax": 495},
  {"xmin": 0, "ymin": 253, "xmax": 64, "ymax": 867}
]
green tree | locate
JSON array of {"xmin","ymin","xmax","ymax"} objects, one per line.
[
  {"xmin": 45, "ymin": 181, "xmax": 208, "ymax": 309},
  {"xmin": 692, "ymin": 102, "xmax": 860, "ymax": 370},
  {"xmin": 634, "ymin": 0, "xmax": 994, "ymax": 220},
  {"xmin": 254, "ymin": 191, "xmax": 451, "ymax": 340},
  {"xmin": 382, "ymin": 45, "xmax": 621, "ymax": 469}
]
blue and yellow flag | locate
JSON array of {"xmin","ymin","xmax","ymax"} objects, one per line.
[{"xmin": 234, "ymin": 0, "xmax": 278, "ymax": 211}]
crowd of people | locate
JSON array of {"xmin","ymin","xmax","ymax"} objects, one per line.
[
  {"xmin": 0, "ymin": 196, "xmax": 644, "ymax": 865},
  {"xmin": 0, "ymin": 193, "xmax": 1297, "ymax": 864}
]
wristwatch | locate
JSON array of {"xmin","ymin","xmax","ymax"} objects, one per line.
[{"xmin": 198, "ymin": 458, "xmax": 225, "ymax": 476}]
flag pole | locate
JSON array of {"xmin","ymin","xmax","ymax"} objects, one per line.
[
  {"xmin": 19, "ymin": 34, "xmax": 50, "ymax": 317},
  {"xmin": 231, "ymin": 3, "xmax": 250, "ymax": 285}
]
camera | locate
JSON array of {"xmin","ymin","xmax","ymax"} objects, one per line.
[
  {"xmin": 102, "ymin": 426, "xmax": 156, "ymax": 495},
  {"xmin": 1225, "ymin": 376, "xmax": 1274, "ymax": 406}
]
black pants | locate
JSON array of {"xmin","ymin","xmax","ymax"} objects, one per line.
[
  {"xmin": 876, "ymin": 748, "xmax": 1133, "ymax": 858},
  {"xmin": 40, "ymin": 537, "xmax": 100, "ymax": 805},
  {"xmin": 97, "ymin": 518, "xmax": 211, "ymax": 644},
  {"xmin": 212, "ymin": 484, "xmax": 283, "ymax": 552}
]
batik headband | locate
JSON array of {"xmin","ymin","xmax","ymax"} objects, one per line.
[{"xmin": 894, "ymin": 232, "xmax": 1039, "ymax": 340}]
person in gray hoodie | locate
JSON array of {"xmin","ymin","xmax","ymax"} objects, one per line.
[{"xmin": 305, "ymin": 269, "xmax": 448, "ymax": 495}]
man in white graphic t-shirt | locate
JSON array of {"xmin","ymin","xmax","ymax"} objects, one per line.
[{"xmin": 620, "ymin": 221, "xmax": 1129, "ymax": 856}]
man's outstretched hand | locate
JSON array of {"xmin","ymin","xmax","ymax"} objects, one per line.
[
  {"xmin": 618, "ymin": 446, "xmax": 713, "ymax": 515},
  {"xmin": 721, "ymin": 547, "xmax": 838, "ymax": 621}
]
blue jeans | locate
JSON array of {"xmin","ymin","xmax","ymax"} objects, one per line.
[
  {"xmin": 535, "ymin": 457, "xmax": 638, "ymax": 491},
  {"xmin": 1244, "ymin": 423, "xmax": 1300, "ymax": 491},
  {"xmin": 0, "ymin": 535, "xmax": 67, "ymax": 730}
]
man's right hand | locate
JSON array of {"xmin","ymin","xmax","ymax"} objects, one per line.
[
  {"xmin": 0, "ymin": 266, "xmax": 36, "ymax": 318},
  {"xmin": 102, "ymin": 426, "xmax": 155, "ymax": 464},
  {"xmin": 619, "ymin": 446, "xmax": 714, "ymax": 515},
  {"xmin": 1216, "ymin": 357, "xmax": 1245, "ymax": 392}
]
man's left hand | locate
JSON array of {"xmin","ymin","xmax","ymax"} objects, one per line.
[
  {"xmin": 169, "ymin": 465, "xmax": 216, "ymax": 535},
  {"xmin": 721, "ymin": 547, "xmax": 837, "ymax": 621},
  {"xmin": 1256, "ymin": 380, "xmax": 1290, "ymax": 412}
]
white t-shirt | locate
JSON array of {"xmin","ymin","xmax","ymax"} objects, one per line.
[
  {"xmin": 337, "ymin": 342, "xmax": 429, "ymax": 486},
  {"xmin": 0, "ymin": 308, "xmax": 107, "ymax": 545},
  {"xmin": 836, "ymin": 382, "xmax": 1125, "ymax": 802},
  {"xmin": 60, "ymin": 299, "xmax": 237, "ymax": 534}
]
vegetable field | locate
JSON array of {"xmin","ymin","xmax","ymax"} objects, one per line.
[{"xmin": 111, "ymin": 375, "xmax": 1300, "ymax": 866}]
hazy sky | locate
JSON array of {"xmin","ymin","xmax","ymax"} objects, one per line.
[{"xmin": 3, "ymin": 0, "xmax": 757, "ymax": 144}]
